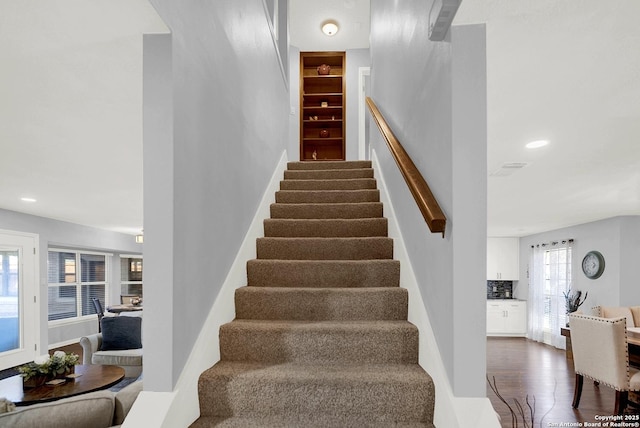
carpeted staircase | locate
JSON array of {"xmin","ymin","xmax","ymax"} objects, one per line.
[{"xmin": 191, "ymin": 161, "xmax": 435, "ymax": 428}]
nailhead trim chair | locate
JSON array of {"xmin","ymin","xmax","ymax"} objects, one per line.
[{"xmin": 569, "ymin": 313, "xmax": 640, "ymax": 415}]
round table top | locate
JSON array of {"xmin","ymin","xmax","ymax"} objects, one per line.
[
  {"xmin": 106, "ymin": 304, "xmax": 143, "ymax": 314},
  {"xmin": 0, "ymin": 364, "xmax": 125, "ymax": 406}
]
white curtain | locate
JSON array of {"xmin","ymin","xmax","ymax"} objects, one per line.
[{"xmin": 528, "ymin": 240, "xmax": 572, "ymax": 349}]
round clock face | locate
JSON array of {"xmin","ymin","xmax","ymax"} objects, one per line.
[{"xmin": 582, "ymin": 251, "xmax": 605, "ymax": 279}]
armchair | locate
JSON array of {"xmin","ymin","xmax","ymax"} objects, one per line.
[
  {"xmin": 569, "ymin": 313, "xmax": 640, "ymax": 415},
  {"xmin": 79, "ymin": 333, "xmax": 143, "ymax": 378}
]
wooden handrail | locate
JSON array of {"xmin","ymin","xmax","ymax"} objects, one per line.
[{"xmin": 366, "ymin": 97, "xmax": 447, "ymax": 237}]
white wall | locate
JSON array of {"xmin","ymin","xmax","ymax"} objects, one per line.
[
  {"xmin": 0, "ymin": 208, "xmax": 141, "ymax": 351},
  {"xmin": 518, "ymin": 216, "xmax": 640, "ymax": 309},
  {"xmin": 144, "ymin": 0, "xmax": 290, "ymax": 391},
  {"xmin": 345, "ymin": 49, "xmax": 370, "ymax": 160},
  {"xmin": 288, "ymin": 46, "xmax": 301, "ymax": 161},
  {"xmin": 369, "ymin": 0, "xmax": 487, "ymax": 397}
]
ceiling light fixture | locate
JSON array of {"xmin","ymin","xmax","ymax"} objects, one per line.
[
  {"xmin": 21, "ymin": 197, "xmax": 37, "ymax": 203},
  {"xmin": 526, "ymin": 140, "xmax": 549, "ymax": 149},
  {"xmin": 322, "ymin": 21, "xmax": 339, "ymax": 36}
]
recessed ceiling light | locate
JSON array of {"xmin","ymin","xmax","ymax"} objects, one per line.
[
  {"xmin": 526, "ymin": 140, "xmax": 549, "ymax": 149},
  {"xmin": 322, "ymin": 21, "xmax": 339, "ymax": 36},
  {"xmin": 21, "ymin": 197, "xmax": 37, "ymax": 203}
]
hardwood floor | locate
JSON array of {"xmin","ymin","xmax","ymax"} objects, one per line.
[{"xmin": 487, "ymin": 337, "xmax": 640, "ymax": 426}]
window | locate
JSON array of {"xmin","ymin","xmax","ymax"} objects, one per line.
[
  {"xmin": 120, "ymin": 256, "xmax": 143, "ymax": 298},
  {"xmin": 528, "ymin": 239, "xmax": 573, "ymax": 349},
  {"xmin": 542, "ymin": 245, "xmax": 572, "ymax": 331},
  {"xmin": 47, "ymin": 249, "xmax": 110, "ymax": 322}
]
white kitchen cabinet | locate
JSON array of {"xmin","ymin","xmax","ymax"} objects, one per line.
[
  {"xmin": 487, "ymin": 237, "xmax": 520, "ymax": 280},
  {"xmin": 486, "ymin": 300, "xmax": 527, "ymax": 336}
]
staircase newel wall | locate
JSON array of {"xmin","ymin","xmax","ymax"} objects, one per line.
[
  {"xmin": 142, "ymin": 31, "xmax": 174, "ymax": 394},
  {"xmin": 369, "ymin": 0, "xmax": 488, "ymax": 399},
  {"xmin": 372, "ymin": 152, "xmax": 498, "ymax": 427}
]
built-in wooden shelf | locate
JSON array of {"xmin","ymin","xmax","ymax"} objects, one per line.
[{"xmin": 300, "ymin": 52, "xmax": 345, "ymax": 161}]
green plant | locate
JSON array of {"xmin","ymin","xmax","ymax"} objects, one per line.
[{"xmin": 18, "ymin": 351, "xmax": 79, "ymax": 381}]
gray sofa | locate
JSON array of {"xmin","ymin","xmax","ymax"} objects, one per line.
[
  {"xmin": 79, "ymin": 333, "xmax": 143, "ymax": 378},
  {"xmin": 0, "ymin": 380, "xmax": 142, "ymax": 428}
]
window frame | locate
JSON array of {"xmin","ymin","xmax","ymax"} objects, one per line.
[
  {"xmin": 542, "ymin": 245, "xmax": 572, "ymax": 333},
  {"xmin": 47, "ymin": 248, "xmax": 112, "ymax": 326},
  {"xmin": 119, "ymin": 254, "xmax": 143, "ymax": 299}
]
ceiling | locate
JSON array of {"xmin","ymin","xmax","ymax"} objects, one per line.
[
  {"xmin": 2, "ymin": 0, "xmax": 639, "ymax": 238},
  {"xmin": 455, "ymin": 0, "xmax": 640, "ymax": 236},
  {"xmin": 0, "ymin": 0, "xmax": 166, "ymax": 235}
]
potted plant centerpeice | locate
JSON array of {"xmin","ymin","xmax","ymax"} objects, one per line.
[{"xmin": 18, "ymin": 351, "xmax": 79, "ymax": 388}]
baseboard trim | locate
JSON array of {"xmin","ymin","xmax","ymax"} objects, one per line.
[{"xmin": 123, "ymin": 150, "xmax": 289, "ymax": 428}]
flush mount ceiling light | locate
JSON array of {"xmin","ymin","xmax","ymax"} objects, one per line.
[
  {"xmin": 526, "ymin": 140, "xmax": 549, "ymax": 149},
  {"xmin": 322, "ymin": 21, "xmax": 339, "ymax": 36}
]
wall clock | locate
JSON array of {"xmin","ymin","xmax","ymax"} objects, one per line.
[{"xmin": 582, "ymin": 250, "xmax": 605, "ymax": 279}]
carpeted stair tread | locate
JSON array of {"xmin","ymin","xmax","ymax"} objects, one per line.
[
  {"xmin": 264, "ymin": 218, "xmax": 388, "ymax": 237},
  {"xmin": 191, "ymin": 416, "xmax": 434, "ymax": 427},
  {"xmin": 280, "ymin": 178, "xmax": 377, "ymax": 191},
  {"xmin": 197, "ymin": 361, "xmax": 434, "ymax": 422},
  {"xmin": 246, "ymin": 259, "xmax": 400, "ymax": 288},
  {"xmin": 270, "ymin": 202, "xmax": 383, "ymax": 219},
  {"xmin": 284, "ymin": 168, "xmax": 374, "ymax": 180},
  {"xmin": 275, "ymin": 189, "xmax": 380, "ymax": 204},
  {"xmin": 287, "ymin": 160, "xmax": 372, "ymax": 170},
  {"xmin": 256, "ymin": 237, "xmax": 393, "ymax": 260},
  {"xmin": 220, "ymin": 319, "xmax": 418, "ymax": 364},
  {"xmin": 235, "ymin": 286, "xmax": 407, "ymax": 320},
  {"xmin": 193, "ymin": 161, "xmax": 435, "ymax": 427}
]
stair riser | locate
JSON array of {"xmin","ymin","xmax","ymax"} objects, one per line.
[
  {"xmin": 275, "ymin": 190, "xmax": 380, "ymax": 204},
  {"xmin": 235, "ymin": 287, "xmax": 408, "ymax": 321},
  {"xmin": 287, "ymin": 161, "xmax": 372, "ymax": 170},
  {"xmin": 280, "ymin": 179, "xmax": 377, "ymax": 191},
  {"xmin": 264, "ymin": 218, "xmax": 387, "ymax": 238},
  {"xmin": 270, "ymin": 203, "xmax": 383, "ymax": 219},
  {"xmin": 198, "ymin": 372, "xmax": 434, "ymax": 421},
  {"xmin": 220, "ymin": 324, "xmax": 418, "ymax": 364},
  {"xmin": 246, "ymin": 260, "xmax": 400, "ymax": 288},
  {"xmin": 284, "ymin": 169, "xmax": 374, "ymax": 180},
  {"xmin": 191, "ymin": 416, "xmax": 434, "ymax": 427},
  {"xmin": 256, "ymin": 238, "xmax": 393, "ymax": 260}
]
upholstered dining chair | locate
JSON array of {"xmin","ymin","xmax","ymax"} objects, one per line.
[
  {"xmin": 91, "ymin": 298, "xmax": 104, "ymax": 332},
  {"xmin": 569, "ymin": 313, "xmax": 640, "ymax": 415}
]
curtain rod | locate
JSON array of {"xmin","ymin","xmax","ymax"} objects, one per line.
[{"xmin": 530, "ymin": 238, "xmax": 574, "ymax": 249}]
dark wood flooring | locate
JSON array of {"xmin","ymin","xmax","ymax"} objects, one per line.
[{"xmin": 487, "ymin": 337, "xmax": 640, "ymax": 427}]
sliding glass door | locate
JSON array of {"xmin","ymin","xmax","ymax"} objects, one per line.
[{"xmin": 0, "ymin": 231, "xmax": 38, "ymax": 371}]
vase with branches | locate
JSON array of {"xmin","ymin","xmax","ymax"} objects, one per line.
[
  {"xmin": 563, "ymin": 288, "xmax": 587, "ymax": 314},
  {"xmin": 563, "ymin": 288, "xmax": 587, "ymax": 327}
]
